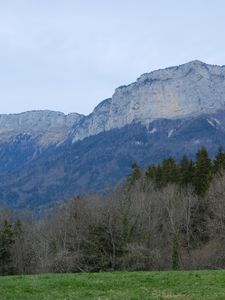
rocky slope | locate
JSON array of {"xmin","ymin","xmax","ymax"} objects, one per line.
[{"xmin": 1, "ymin": 110, "xmax": 225, "ymax": 211}]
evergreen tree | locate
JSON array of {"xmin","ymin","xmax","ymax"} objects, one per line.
[
  {"xmin": 161, "ymin": 157, "xmax": 179, "ymax": 186},
  {"xmin": 214, "ymin": 147, "xmax": 225, "ymax": 175},
  {"xmin": 179, "ymin": 155, "xmax": 194, "ymax": 186},
  {"xmin": 193, "ymin": 147, "xmax": 213, "ymax": 196},
  {"xmin": 0, "ymin": 220, "xmax": 15, "ymax": 275},
  {"xmin": 127, "ymin": 163, "xmax": 142, "ymax": 187},
  {"xmin": 145, "ymin": 165, "xmax": 157, "ymax": 182},
  {"xmin": 154, "ymin": 165, "xmax": 163, "ymax": 189}
]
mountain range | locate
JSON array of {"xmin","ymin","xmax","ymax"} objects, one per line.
[{"xmin": 1, "ymin": 60, "xmax": 225, "ymax": 211}]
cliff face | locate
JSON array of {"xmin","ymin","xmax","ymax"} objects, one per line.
[
  {"xmin": 0, "ymin": 110, "xmax": 84, "ymax": 146},
  {"xmin": 1, "ymin": 61, "xmax": 225, "ymax": 145},
  {"xmin": 72, "ymin": 60, "xmax": 225, "ymax": 142}
]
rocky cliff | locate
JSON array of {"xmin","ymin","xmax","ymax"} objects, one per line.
[
  {"xmin": 1, "ymin": 61, "xmax": 225, "ymax": 146},
  {"xmin": 72, "ymin": 60, "xmax": 225, "ymax": 142},
  {"xmin": 0, "ymin": 110, "xmax": 84, "ymax": 146}
]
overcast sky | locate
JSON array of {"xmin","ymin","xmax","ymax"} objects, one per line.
[{"xmin": 0, "ymin": 0, "xmax": 225, "ymax": 115}]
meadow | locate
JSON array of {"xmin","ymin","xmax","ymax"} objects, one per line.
[{"xmin": 0, "ymin": 270, "xmax": 225, "ymax": 299}]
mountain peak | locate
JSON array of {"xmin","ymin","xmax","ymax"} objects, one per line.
[
  {"xmin": 180, "ymin": 60, "xmax": 224, "ymax": 70},
  {"xmin": 185, "ymin": 59, "xmax": 206, "ymax": 66}
]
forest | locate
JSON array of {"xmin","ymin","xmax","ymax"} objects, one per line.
[{"xmin": 1, "ymin": 146, "xmax": 225, "ymax": 275}]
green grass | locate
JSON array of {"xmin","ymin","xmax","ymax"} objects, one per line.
[{"xmin": 0, "ymin": 270, "xmax": 225, "ymax": 299}]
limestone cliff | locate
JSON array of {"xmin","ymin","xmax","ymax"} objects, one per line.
[
  {"xmin": 0, "ymin": 110, "xmax": 84, "ymax": 146},
  {"xmin": 72, "ymin": 60, "xmax": 225, "ymax": 142}
]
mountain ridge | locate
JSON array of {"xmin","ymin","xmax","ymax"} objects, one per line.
[
  {"xmin": 0, "ymin": 60, "xmax": 224, "ymax": 145},
  {"xmin": 71, "ymin": 60, "xmax": 225, "ymax": 142},
  {"xmin": 1, "ymin": 60, "xmax": 225, "ymax": 210},
  {"xmin": 0, "ymin": 110, "xmax": 84, "ymax": 146}
]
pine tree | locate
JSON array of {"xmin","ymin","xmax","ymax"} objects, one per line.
[
  {"xmin": 161, "ymin": 157, "xmax": 179, "ymax": 186},
  {"xmin": 193, "ymin": 147, "xmax": 212, "ymax": 196},
  {"xmin": 179, "ymin": 155, "xmax": 194, "ymax": 186},
  {"xmin": 214, "ymin": 147, "xmax": 225, "ymax": 175},
  {"xmin": 154, "ymin": 165, "xmax": 163, "ymax": 188},
  {"xmin": 127, "ymin": 163, "xmax": 142, "ymax": 187},
  {"xmin": 145, "ymin": 165, "xmax": 157, "ymax": 182}
]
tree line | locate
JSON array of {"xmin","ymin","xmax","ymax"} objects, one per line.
[
  {"xmin": 1, "ymin": 146, "xmax": 225, "ymax": 275},
  {"xmin": 129, "ymin": 146, "xmax": 225, "ymax": 196}
]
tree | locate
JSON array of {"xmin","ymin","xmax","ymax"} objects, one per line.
[
  {"xmin": 12, "ymin": 219, "xmax": 27, "ymax": 275},
  {"xmin": 160, "ymin": 185, "xmax": 183, "ymax": 270},
  {"xmin": 154, "ymin": 165, "xmax": 163, "ymax": 188},
  {"xmin": 145, "ymin": 165, "xmax": 157, "ymax": 182},
  {"xmin": 161, "ymin": 157, "xmax": 179, "ymax": 186},
  {"xmin": 191, "ymin": 147, "xmax": 213, "ymax": 244},
  {"xmin": 179, "ymin": 155, "xmax": 194, "ymax": 187},
  {"xmin": 193, "ymin": 147, "xmax": 212, "ymax": 196},
  {"xmin": 172, "ymin": 234, "xmax": 179, "ymax": 270},
  {"xmin": 0, "ymin": 220, "xmax": 15, "ymax": 275},
  {"xmin": 214, "ymin": 147, "xmax": 225, "ymax": 175},
  {"xmin": 127, "ymin": 163, "xmax": 142, "ymax": 187}
]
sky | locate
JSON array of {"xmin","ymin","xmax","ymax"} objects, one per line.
[{"xmin": 0, "ymin": 0, "xmax": 225, "ymax": 116}]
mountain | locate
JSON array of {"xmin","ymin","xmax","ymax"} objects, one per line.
[
  {"xmin": 72, "ymin": 60, "xmax": 225, "ymax": 142},
  {"xmin": 1, "ymin": 60, "xmax": 225, "ymax": 210}
]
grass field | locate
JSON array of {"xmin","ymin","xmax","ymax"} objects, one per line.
[{"xmin": 0, "ymin": 270, "xmax": 225, "ymax": 299}]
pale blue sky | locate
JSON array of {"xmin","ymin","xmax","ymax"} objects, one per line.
[{"xmin": 0, "ymin": 0, "xmax": 225, "ymax": 115}]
